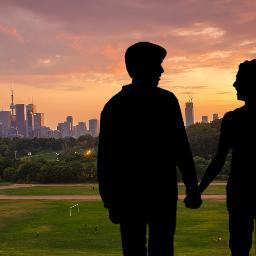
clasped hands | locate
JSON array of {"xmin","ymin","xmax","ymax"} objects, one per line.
[{"xmin": 184, "ymin": 188, "xmax": 202, "ymax": 209}]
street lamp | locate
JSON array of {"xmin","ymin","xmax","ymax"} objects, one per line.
[{"xmin": 85, "ymin": 149, "xmax": 92, "ymax": 156}]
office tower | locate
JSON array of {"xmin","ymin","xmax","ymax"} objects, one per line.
[
  {"xmin": 15, "ymin": 104, "xmax": 26, "ymax": 136},
  {"xmin": 0, "ymin": 111, "xmax": 11, "ymax": 137},
  {"xmin": 201, "ymin": 116, "xmax": 209, "ymax": 123},
  {"xmin": 66, "ymin": 116, "xmax": 73, "ymax": 136},
  {"xmin": 57, "ymin": 122, "xmax": 65, "ymax": 137},
  {"xmin": 26, "ymin": 104, "xmax": 36, "ymax": 138},
  {"xmin": 213, "ymin": 113, "xmax": 219, "ymax": 121},
  {"xmin": 74, "ymin": 122, "xmax": 87, "ymax": 138},
  {"xmin": 89, "ymin": 119, "xmax": 99, "ymax": 137},
  {"xmin": 57, "ymin": 122, "xmax": 70, "ymax": 138},
  {"xmin": 34, "ymin": 113, "xmax": 44, "ymax": 138},
  {"xmin": 185, "ymin": 100, "xmax": 194, "ymax": 127}
]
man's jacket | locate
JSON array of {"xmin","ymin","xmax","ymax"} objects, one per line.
[{"xmin": 97, "ymin": 84, "xmax": 198, "ymax": 220}]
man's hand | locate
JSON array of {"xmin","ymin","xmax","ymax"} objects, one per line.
[{"xmin": 184, "ymin": 192, "xmax": 202, "ymax": 209}]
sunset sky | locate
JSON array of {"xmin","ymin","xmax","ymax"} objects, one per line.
[{"xmin": 1, "ymin": 0, "xmax": 255, "ymax": 129}]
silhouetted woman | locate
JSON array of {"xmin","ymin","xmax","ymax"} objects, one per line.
[{"xmin": 199, "ymin": 60, "xmax": 256, "ymax": 256}]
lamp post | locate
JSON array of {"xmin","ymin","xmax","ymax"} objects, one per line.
[
  {"xmin": 14, "ymin": 151, "xmax": 17, "ymax": 160},
  {"xmin": 27, "ymin": 152, "xmax": 32, "ymax": 161}
]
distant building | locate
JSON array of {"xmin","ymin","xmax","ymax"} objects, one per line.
[
  {"xmin": 201, "ymin": 116, "xmax": 209, "ymax": 123},
  {"xmin": 10, "ymin": 90, "xmax": 16, "ymax": 127},
  {"xmin": 15, "ymin": 104, "xmax": 26, "ymax": 136},
  {"xmin": 89, "ymin": 119, "xmax": 99, "ymax": 137},
  {"xmin": 34, "ymin": 113, "xmax": 45, "ymax": 138},
  {"xmin": 11, "ymin": 115, "xmax": 16, "ymax": 128},
  {"xmin": 52, "ymin": 130, "xmax": 62, "ymax": 139},
  {"xmin": 8, "ymin": 126, "xmax": 18, "ymax": 137},
  {"xmin": 57, "ymin": 122, "xmax": 71, "ymax": 138},
  {"xmin": 66, "ymin": 116, "xmax": 73, "ymax": 136},
  {"xmin": 74, "ymin": 122, "xmax": 87, "ymax": 138},
  {"xmin": 26, "ymin": 104, "xmax": 36, "ymax": 138},
  {"xmin": 40, "ymin": 126, "xmax": 52, "ymax": 138},
  {"xmin": 213, "ymin": 113, "xmax": 219, "ymax": 121},
  {"xmin": 57, "ymin": 122, "xmax": 65, "ymax": 137},
  {"xmin": 0, "ymin": 111, "xmax": 11, "ymax": 137},
  {"xmin": 185, "ymin": 100, "xmax": 194, "ymax": 127}
]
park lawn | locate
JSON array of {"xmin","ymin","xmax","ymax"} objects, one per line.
[
  {"xmin": 0, "ymin": 184, "xmax": 226, "ymax": 196},
  {"xmin": 0, "ymin": 200, "xmax": 246, "ymax": 256},
  {"xmin": 0, "ymin": 185, "xmax": 99, "ymax": 196},
  {"xmin": 178, "ymin": 183, "xmax": 226, "ymax": 195}
]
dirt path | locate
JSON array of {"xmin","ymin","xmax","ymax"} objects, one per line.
[
  {"xmin": 0, "ymin": 183, "xmax": 96, "ymax": 190},
  {"xmin": 0, "ymin": 195, "xmax": 226, "ymax": 201},
  {"xmin": 0, "ymin": 182, "xmax": 227, "ymax": 190}
]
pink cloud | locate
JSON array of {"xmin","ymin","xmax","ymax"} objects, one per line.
[
  {"xmin": 0, "ymin": 24, "xmax": 24, "ymax": 42},
  {"xmin": 55, "ymin": 32, "xmax": 82, "ymax": 51}
]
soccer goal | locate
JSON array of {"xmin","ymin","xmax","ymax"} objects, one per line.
[{"xmin": 69, "ymin": 203, "xmax": 79, "ymax": 217}]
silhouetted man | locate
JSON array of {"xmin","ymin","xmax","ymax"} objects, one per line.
[
  {"xmin": 199, "ymin": 60, "xmax": 256, "ymax": 256},
  {"xmin": 97, "ymin": 42, "xmax": 201, "ymax": 256}
]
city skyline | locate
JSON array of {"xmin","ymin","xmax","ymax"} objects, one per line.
[
  {"xmin": 0, "ymin": 90, "xmax": 100, "ymax": 130},
  {"xmin": 0, "ymin": 90, "xmax": 99, "ymax": 138},
  {"xmin": 1, "ymin": 90, "xmax": 219, "ymax": 135},
  {"xmin": 0, "ymin": 1, "xmax": 252, "ymax": 126},
  {"xmin": 0, "ymin": 90, "xmax": 221, "ymax": 130}
]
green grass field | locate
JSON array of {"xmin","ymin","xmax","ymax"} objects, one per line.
[
  {"xmin": 0, "ymin": 200, "xmax": 238, "ymax": 256},
  {"xmin": 0, "ymin": 184, "xmax": 226, "ymax": 196},
  {"xmin": 0, "ymin": 185, "xmax": 99, "ymax": 196}
]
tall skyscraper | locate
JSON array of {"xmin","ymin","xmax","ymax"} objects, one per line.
[
  {"xmin": 57, "ymin": 122, "xmax": 70, "ymax": 137},
  {"xmin": 15, "ymin": 104, "xmax": 26, "ymax": 136},
  {"xmin": 34, "ymin": 113, "xmax": 44, "ymax": 138},
  {"xmin": 213, "ymin": 113, "xmax": 219, "ymax": 121},
  {"xmin": 26, "ymin": 104, "xmax": 36, "ymax": 138},
  {"xmin": 66, "ymin": 116, "xmax": 73, "ymax": 136},
  {"xmin": 185, "ymin": 100, "xmax": 194, "ymax": 127},
  {"xmin": 89, "ymin": 119, "xmax": 99, "ymax": 137},
  {"xmin": 201, "ymin": 116, "xmax": 208, "ymax": 123},
  {"xmin": 0, "ymin": 111, "xmax": 11, "ymax": 137}
]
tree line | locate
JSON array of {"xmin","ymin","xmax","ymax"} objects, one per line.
[
  {"xmin": 0, "ymin": 119, "xmax": 230, "ymax": 183},
  {"xmin": 0, "ymin": 135, "xmax": 98, "ymax": 183}
]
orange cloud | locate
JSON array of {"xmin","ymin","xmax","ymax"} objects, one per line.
[{"xmin": 101, "ymin": 44, "xmax": 126, "ymax": 75}]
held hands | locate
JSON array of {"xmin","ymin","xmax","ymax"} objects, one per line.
[{"xmin": 184, "ymin": 188, "xmax": 202, "ymax": 209}]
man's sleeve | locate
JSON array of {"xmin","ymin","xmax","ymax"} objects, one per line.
[
  {"xmin": 173, "ymin": 97, "xmax": 198, "ymax": 195},
  {"xmin": 97, "ymin": 107, "xmax": 114, "ymax": 209}
]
